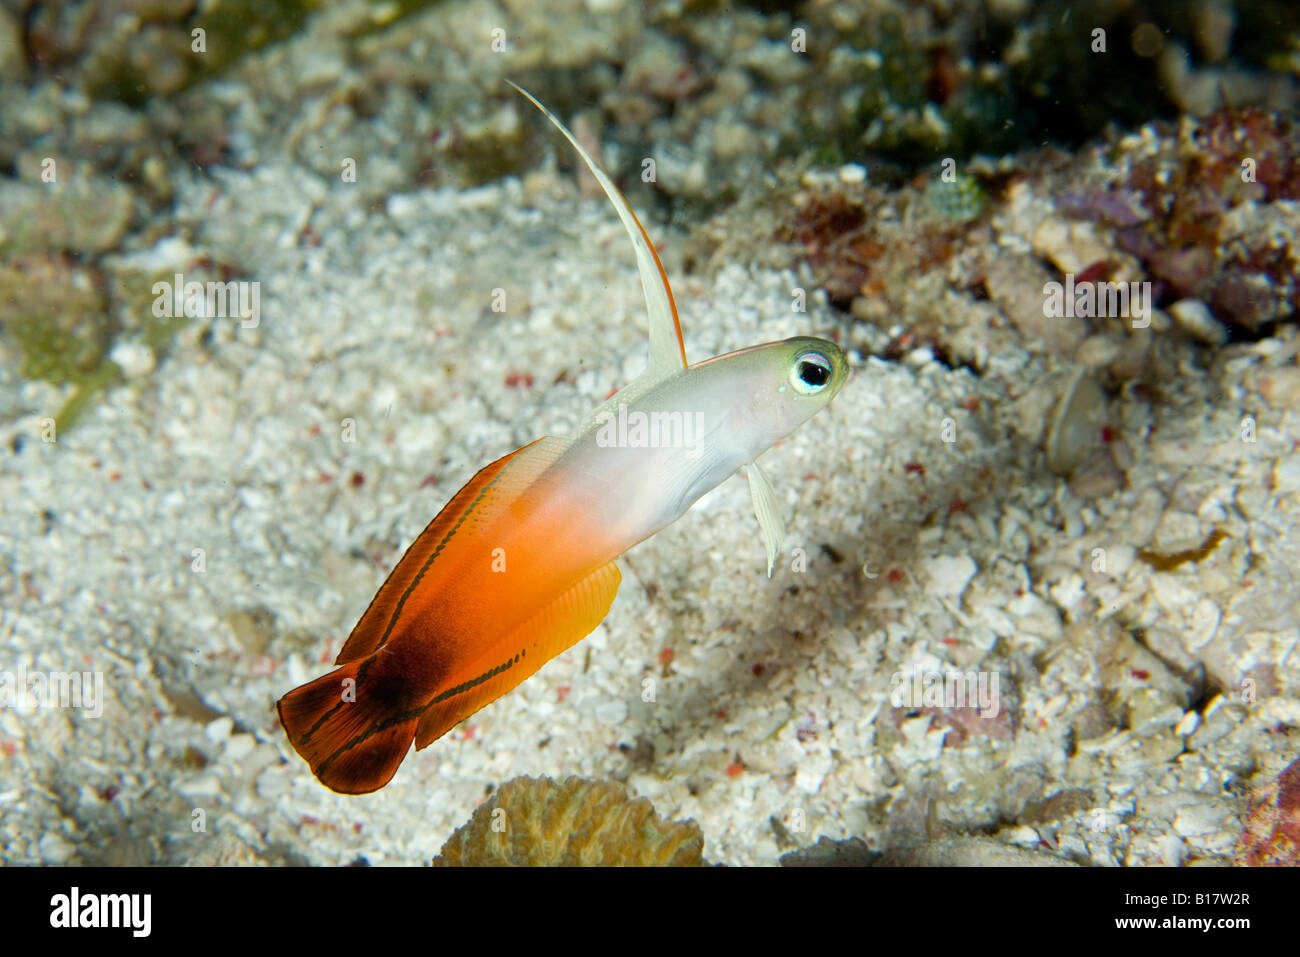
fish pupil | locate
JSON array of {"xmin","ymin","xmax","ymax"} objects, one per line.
[{"xmin": 799, "ymin": 360, "xmax": 830, "ymax": 387}]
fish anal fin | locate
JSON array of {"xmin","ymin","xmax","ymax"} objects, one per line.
[
  {"xmin": 414, "ymin": 560, "xmax": 622, "ymax": 749},
  {"xmin": 334, "ymin": 435, "xmax": 571, "ymax": 665}
]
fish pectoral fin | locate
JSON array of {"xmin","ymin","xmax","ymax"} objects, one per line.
[
  {"xmin": 745, "ymin": 459, "xmax": 786, "ymax": 579},
  {"xmin": 508, "ymin": 81, "xmax": 688, "ymax": 379},
  {"xmin": 413, "ymin": 560, "xmax": 622, "ymax": 749}
]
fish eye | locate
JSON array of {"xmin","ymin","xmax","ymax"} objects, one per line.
[{"xmin": 790, "ymin": 352, "xmax": 833, "ymax": 394}]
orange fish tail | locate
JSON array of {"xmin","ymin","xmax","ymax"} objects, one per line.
[{"xmin": 277, "ymin": 654, "xmax": 418, "ymax": 795}]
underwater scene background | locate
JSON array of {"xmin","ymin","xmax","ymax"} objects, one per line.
[{"xmin": 1, "ymin": 0, "xmax": 1298, "ymax": 866}]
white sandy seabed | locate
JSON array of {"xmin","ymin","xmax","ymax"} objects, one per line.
[{"xmin": 2, "ymin": 110, "xmax": 1299, "ymax": 867}]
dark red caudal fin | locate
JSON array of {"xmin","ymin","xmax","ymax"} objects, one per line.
[{"xmin": 277, "ymin": 656, "xmax": 418, "ymax": 795}]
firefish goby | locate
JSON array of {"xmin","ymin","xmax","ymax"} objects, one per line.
[{"xmin": 277, "ymin": 81, "xmax": 850, "ymax": 794}]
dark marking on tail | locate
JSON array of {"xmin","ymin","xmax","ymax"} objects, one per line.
[{"xmin": 277, "ymin": 655, "xmax": 420, "ymax": 795}]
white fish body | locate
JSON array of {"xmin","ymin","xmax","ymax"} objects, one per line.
[{"xmin": 509, "ymin": 81, "xmax": 850, "ymax": 572}]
